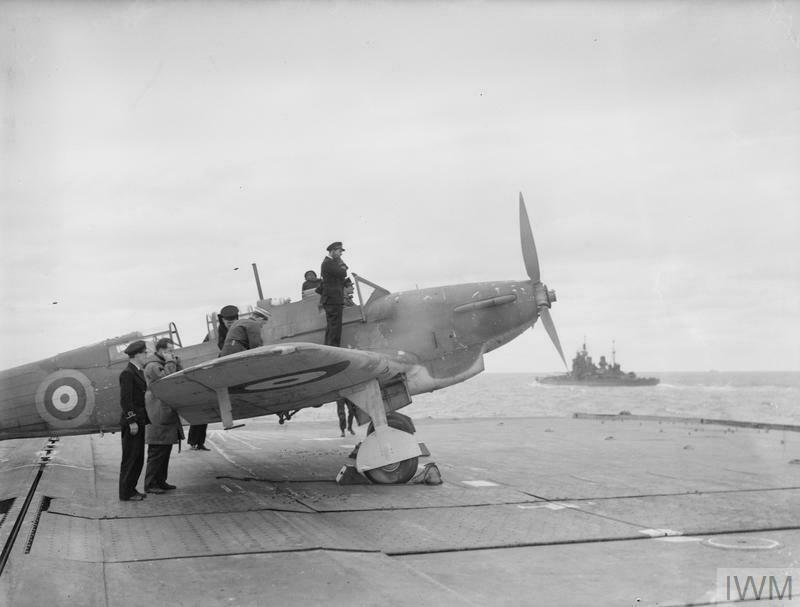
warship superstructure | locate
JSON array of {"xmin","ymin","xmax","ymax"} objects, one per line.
[{"xmin": 537, "ymin": 340, "xmax": 659, "ymax": 386}]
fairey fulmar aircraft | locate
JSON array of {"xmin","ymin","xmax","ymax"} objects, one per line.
[{"xmin": 0, "ymin": 194, "xmax": 566, "ymax": 483}]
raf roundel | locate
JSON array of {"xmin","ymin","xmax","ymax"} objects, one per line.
[
  {"xmin": 230, "ymin": 361, "xmax": 351, "ymax": 394},
  {"xmin": 35, "ymin": 369, "xmax": 96, "ymax": 428}
]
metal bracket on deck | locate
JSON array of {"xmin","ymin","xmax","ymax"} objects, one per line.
[{"xmin": 215, "ymin": 387, "xmax": 245, "ymax": 430}]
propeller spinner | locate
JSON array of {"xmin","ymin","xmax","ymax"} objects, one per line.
[{"xmin": 519, "ymin": 193, "xmax": 568, "ymax": 369}]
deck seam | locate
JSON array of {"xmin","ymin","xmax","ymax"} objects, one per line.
[
  {"xmin": 91, "ymin": 435, "xmax": 111, "ymax": 607},
  {"xmin": 521, "ymin": 485, "xmax": 800, "ymax": 502},
  {"xmin": 386, "ymin": 525, "xmax": 800, "ymax": 556}
]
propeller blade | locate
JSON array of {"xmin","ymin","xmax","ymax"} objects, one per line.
[
  {"xmin": 519, "ymin": 193, "xmax": 540, "ymax": 283},
  {"xmin": 520, "ymin": 192, "xmax": 565, "ymax": 369},
  {"xmin": 539, "ymin": 307, "xmax": 568, "ymax": 370}
]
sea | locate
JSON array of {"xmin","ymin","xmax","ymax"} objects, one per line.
[{"xmin": 297, "ymin": 372, "xmax": 800, "ymax": 426}]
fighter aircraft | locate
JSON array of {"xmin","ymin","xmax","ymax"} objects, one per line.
[{"xmin": 0, "ymin": 194, "xmax": 565, "ymax": 483}]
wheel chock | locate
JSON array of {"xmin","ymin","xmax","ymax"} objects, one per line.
[
  {"xmin": 336, "ymin": 464, "xmax": 370, "ymax": 485},
  {"xmin": 410, "ymin": 462, "xmax": 442, "ymax": 485}
]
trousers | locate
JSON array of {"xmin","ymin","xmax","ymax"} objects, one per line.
[
  {"xmin": 337, "ymin": 399, "xmax": 355, "ymax": 432},
  {"xmin": 119, "ymin": 425, "xmax": 145, "ymax": 499},
  {"xmin": 188, "ymin": 424, "xmax": 207, "ymax": 446},
  {"xmin": 145, "ymin": 443, "xmax": 173, "ymax": 489},
  {"xmin": 324, "ymin": 304, "xmax": 343, "ymax": 347}
]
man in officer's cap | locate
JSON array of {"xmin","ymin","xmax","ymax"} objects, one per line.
[
  {"xmin": 118, "ymin": 340, "xmax": 150, "ymax": 500},
  {"xmin": 320, "ymin": 241, "xmax": 350, "ymax": 347},
  {"xmin": 218, "ymin": 306, "xmax": 271, "ymax": 357}
]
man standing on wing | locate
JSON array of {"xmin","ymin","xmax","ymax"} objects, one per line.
[{"xmin": 320, "ymin": 241, "xmax": 350, "ymax": 347}]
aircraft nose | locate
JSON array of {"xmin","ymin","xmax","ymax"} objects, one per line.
[{"xmin": 533, "ymin": 283, "xmax": 557, "ymax": 308}]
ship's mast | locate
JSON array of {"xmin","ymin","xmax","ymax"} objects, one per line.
[{"xmin": 612, "ymin": 340, "xmax": 616, "ymax": 367}]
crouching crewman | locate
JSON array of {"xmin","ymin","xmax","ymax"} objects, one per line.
[
  {"xmin": 143, "ymin": 337, "xmax": 184, "ymax": 494},
  {"xmin": 219, "ymin": 306, "xmax": 271, "ymax": 357}
]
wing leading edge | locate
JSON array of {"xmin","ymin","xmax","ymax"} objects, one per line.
[{"xmin": 150, "ymin": 343, "xmax": 403, "ymax": 423}]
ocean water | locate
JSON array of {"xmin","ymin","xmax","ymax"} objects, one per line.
[{"xmin": 297, "ymin": 371, "xmax": 800, "ymax": 426}]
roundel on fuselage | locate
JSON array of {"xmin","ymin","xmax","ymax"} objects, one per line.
[{"xmin": 34, "ymin": 369, "xmax": 96, "ymax": 428}]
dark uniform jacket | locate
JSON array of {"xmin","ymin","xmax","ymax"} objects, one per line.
[
  {"xmin": 119, "ymin": 362, "xmax": 150, "ymax": 428},
  {"xmin": 143, "ymin": 353, "xmax": 185, "ymax": 445},
  {"xmin": 217, "ymin": 316, "xmax": 233, "ymax": 350},
  {"xmin": 219, "ymin": 318, "xmax": 265, "ymax": 357},
  {"xmin": 302, "ymin": 278, "xmax": 322, "ymax": 292},
  {"xmin": 320, "ymin": 256, "xmax": 349, "ymax": 306}
]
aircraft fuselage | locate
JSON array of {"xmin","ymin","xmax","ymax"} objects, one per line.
[{"xmin": 0, "ymin": 278, "xmax": 540, "ymax": 440}]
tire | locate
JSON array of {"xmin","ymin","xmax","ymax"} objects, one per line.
[
  {"xmin": 363, "ymin": 456, "xmax": 419, "ymax": 484},
  {"xmin": 366, "ymin": 411, "xmax": 416, "ymax": 435},
  {"xmin": 363, "ymin": 411, "xmax": 418, "ymax": 484}
]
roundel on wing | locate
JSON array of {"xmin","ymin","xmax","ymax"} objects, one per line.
[
  {"xmin": 34, "ymin": 369, "xmax": 96, "ymax": 428},
  {"xmin": 230, "ymin": 360, "xmax": 351, "ymax": 393}
]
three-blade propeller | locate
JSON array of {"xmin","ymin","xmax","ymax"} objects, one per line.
[{"xmin": 519, "ymin": 193, "xmax": 568, "ymax": 369}]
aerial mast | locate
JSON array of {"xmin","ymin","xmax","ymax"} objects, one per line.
[{"xmin": 252, "ymin": 263, "xmax": 264, "ymax": 300}]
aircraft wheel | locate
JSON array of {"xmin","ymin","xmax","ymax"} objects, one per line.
[
  {"xmin": 364, "ymin": 456, "xmax": 419, "ymax": 484},
  {"xmin": 363, "ymin": 412, "xmax": 418, "ymax": 484},
  {"xmin": 366, "ymin": 411, "xmax": 416, "ymax": 435}
]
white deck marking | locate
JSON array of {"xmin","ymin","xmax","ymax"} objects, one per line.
[
  {"xmin": 219, "ymin": 432, "xmax": 259, "ymax": 450},
  {"xmin": 205, "ymin": 437, "xmax": 259, "ymax": 478},
  {"xmin": 704, "ymin": 537, "xmax": 781, "ymax": 550},
  {"xmin": 654, "ymin": 536, "xmax": 704, "ymax": 543},
  {"xmin": 639, "ymin": 528, "xmax": 683, "ymax": 537},
  {"xmin": 233, "ymin": 431, "xmax": 273, "ymax": 441},
  {"xmin": 44, "ymin": 463, "xmax": 94, "ymax": 471},
  {"xmin": 462, "ymin": 480, "xmax": 499, "ymax": 487},
  {"xmin": 517, "ymin": 501, "xmax": 589, "ymax": 510}
]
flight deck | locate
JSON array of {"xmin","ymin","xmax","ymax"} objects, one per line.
[{"xmin": 1, "ymin": 415, "xmax": 798, "ymax": 606}]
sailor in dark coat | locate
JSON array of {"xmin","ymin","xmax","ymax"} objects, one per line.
[
  {"xmin": 118, "ymin": 340, "xmax": 151, "ymax": 501},
  {"xmin": 320, "ymin": 241, "xmax": 350, "ymax": 347},
  {"xmin": 143, "ymin": 338, "xmax": 184, "ymax": 493}
]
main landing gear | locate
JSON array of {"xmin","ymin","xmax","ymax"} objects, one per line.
[
  {"xmin": 363, "ymin": 412, "xmax": 418, "ymax": 484},
  {"xmin": 340, "ymin": 379, "xmax": 422, "ymax": 485}
]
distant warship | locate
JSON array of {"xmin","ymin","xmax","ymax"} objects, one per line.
[{"xmin": 537, "ymin": 340, "xmax": 659, "ymax": 386}]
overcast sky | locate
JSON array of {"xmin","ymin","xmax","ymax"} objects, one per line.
[{"xmin": 1, "ymin": 1, "xmax": 798, "ymax": 372}]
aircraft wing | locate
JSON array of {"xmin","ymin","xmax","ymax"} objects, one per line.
[{"xmin": 149, "ymin": 343, "xmax": 402, "ymax": 423}]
